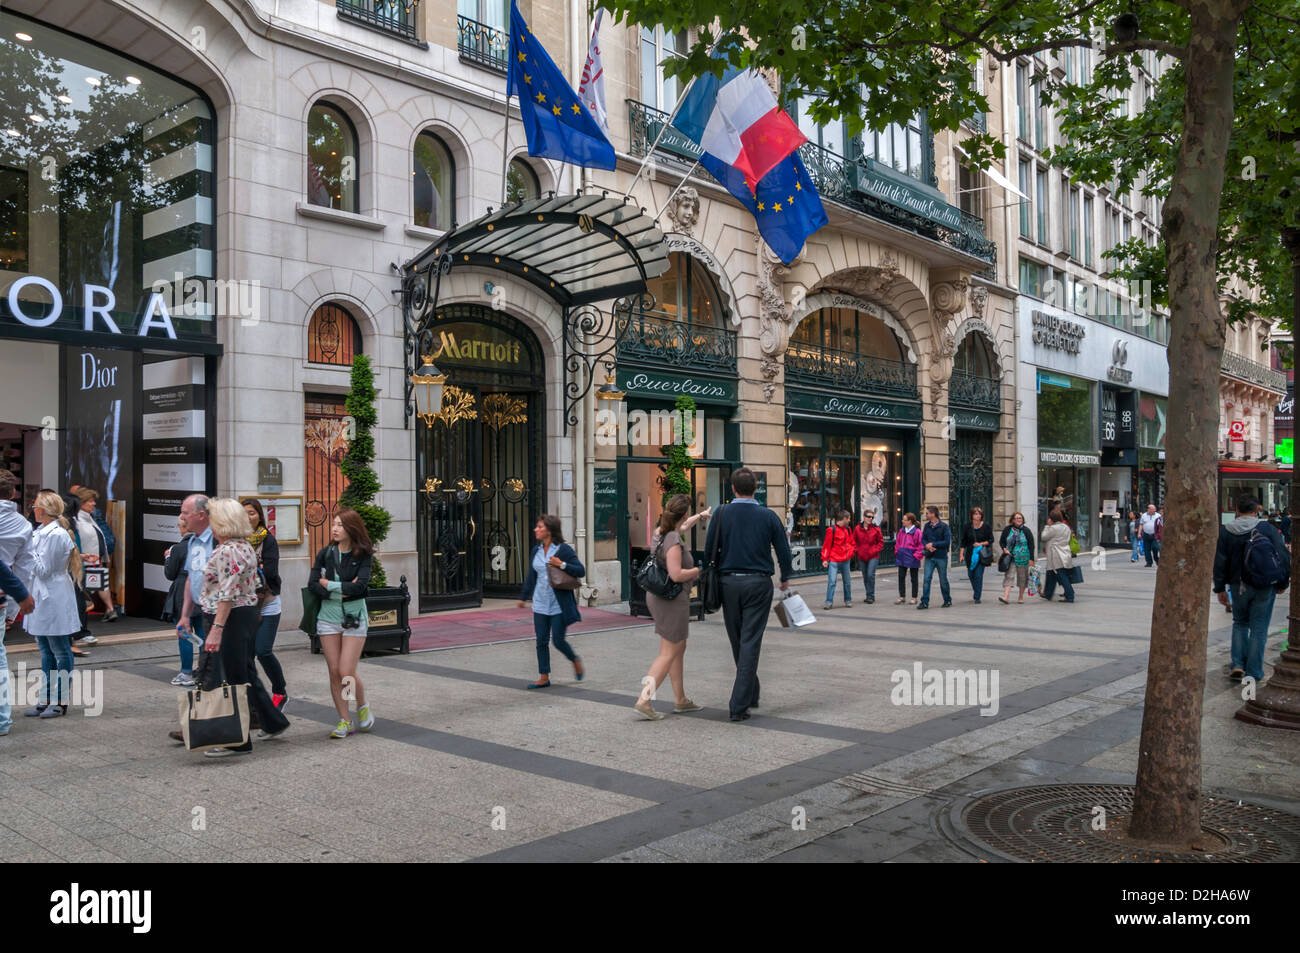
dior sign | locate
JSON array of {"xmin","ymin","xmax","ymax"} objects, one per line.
[{"xmin": 1031, "ymin": 310, "xmax": 1086, "ymax": 354}]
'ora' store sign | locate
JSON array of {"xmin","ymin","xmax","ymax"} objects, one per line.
[{"xmin": 3, "ymin": 276, "xmax": 179, "ymax": 339}]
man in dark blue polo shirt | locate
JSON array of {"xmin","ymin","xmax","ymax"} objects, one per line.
[
  {"xmin": 918, "ymin": 505, "xmax": 953, "ymax": 609},
  {"xmin": 704, "ymin": 467, "xmax": 794, "ymax": 722}
]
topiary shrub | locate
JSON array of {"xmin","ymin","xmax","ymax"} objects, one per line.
[
  {"xmin": 338, "ymin": 353, "xmax": 393, "ymax": 587},
  {"xmin": 658, "ymin": 394, "xmax": 697, "ymax": 504}
]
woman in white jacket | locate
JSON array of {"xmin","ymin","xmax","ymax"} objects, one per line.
[{"xmin": 23, "ymin": 491, "xmax": 81, "ymax": 718}]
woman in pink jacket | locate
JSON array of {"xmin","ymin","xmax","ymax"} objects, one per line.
[{"xmin": 894, "ymin": 512, "xmax": 924, "ymax": 604}]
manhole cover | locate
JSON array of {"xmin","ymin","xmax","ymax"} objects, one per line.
[{"xmin": 957, "ymin": 784, "xmax": 1300, "ymax": 862}]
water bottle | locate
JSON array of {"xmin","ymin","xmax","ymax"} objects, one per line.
[{"xmin": 178, "ymin": 624, "xmax": 202, "ymax": 648}]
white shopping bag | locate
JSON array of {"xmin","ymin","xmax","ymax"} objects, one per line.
[{"xmin": 774, "ymin": 591, "xmax": 817, "ymax": 628}]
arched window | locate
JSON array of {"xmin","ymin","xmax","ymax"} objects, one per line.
[
  {"xmin": 954, "ymin": 334, "xmax": 997, "ymax": 379},
  {"xmin": 307, "ymin": 303, "xmax": 363, "ymax": 365},
  {"xmin": 790, "ymin": 307, "xmax": 905, "ymax": 363},
  {"xmin": 308, "ymin": 101, "xmax": 359, "ymax": 213},
  {"xmin": 414, "ymin": 131, "xmax": 454, "ymax": 230},
  {"xmin": 505, "ymin": 158, "xmax": 540, "ymax": 204},
  {"xmin": 646, "ymin": 252, "xmax": 726, "ymax": 326}
]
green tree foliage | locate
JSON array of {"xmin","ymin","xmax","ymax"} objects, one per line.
[
  {"xmin": 338, "ymin": 354, "xmax": 392, "ymax": 586},
  {"xmin": 658, "ymin": 394, "xmax": 697, "ymax": 503}
]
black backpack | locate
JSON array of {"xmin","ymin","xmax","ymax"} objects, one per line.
[{"xmin": 1243, "ymin": 524, "xmax": 1290, "ymax": 589}]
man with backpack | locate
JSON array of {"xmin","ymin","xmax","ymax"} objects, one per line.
[{"xmin": 1213, "ymin": 494, "xmax": 1290, "ymax": 682}]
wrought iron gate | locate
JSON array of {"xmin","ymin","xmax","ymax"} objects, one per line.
[
  {"xmin": 417, "ymin": 385, "xmax": 483, "ymax": 611},
  {"xmin": 950, "ymin": 430, "xmax": 994, "ymax": 563}
]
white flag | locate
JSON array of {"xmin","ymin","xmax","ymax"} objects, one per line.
[{"xmin": 578, "ymin": 8, "xmax": 608, "ymax": 134}]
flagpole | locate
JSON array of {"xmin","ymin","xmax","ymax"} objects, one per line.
[
  {"xmin": 500, "ymin": 86, "xmax": 512, "ymax": 207},
  {"xmin": 652, "ymin": 160, "xmax": 701, "ymax": 221},
  {"xmin": 623, "ymin": 81, "xmax": 695, "ymax": 202}
]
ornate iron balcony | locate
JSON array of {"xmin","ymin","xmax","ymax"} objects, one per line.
[
  {"xmin": 1221, "ymin": 349, "xmax": 1287, "ymax": 392},
  {"xmin": 616, "ymin": 310, "xmax": 738, "ymax": 374},
  {"xmin": 961, "ymin": 112, "xmax": 988, "ymax": 134},
  {"xmin": 785, "ymin": 342, "xmax": 919, "ymax": 399},
  {"xmin": 949, "ymin": 369, "xmax": 1001, "ymax": 411},
  {"xmin": 458, "ymin": 14, "xmax": 508, "ymax": 73},
  {"xmin": 337, "ymin": 0, "xmax": 418, "ymax": 42}
]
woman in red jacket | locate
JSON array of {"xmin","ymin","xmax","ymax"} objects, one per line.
[
  {"xmin": 852, "ymin": 509, "xmax": 884, "ymax": 604},
  {"xmin": 821, "ymin": 509, "xmax": 855, "ymax": 610}
]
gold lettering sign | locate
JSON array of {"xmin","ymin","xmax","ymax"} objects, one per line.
[
  {"xmin": 368, "ymin": 609, "xmax": 398, "ymax": 627},
  {"xmin": 428, "ymin": 327, "xmax": 523, "ymax": 367}
]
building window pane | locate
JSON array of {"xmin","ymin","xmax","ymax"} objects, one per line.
[
  {"xmin": 505, "ymin": 157, "xmax": 539, "ymax": 204},
  {"xmin": 308, "ymin": 101, "xmax": 358, "ymax": 213},
  {"xmin": 1036, "ymin": 169, "xmax": 1048, "ymax": 244},
  {"xmin": 1083, "ymin": 195, "xmax": 1094, "ymax": 267},
  {"xmin": 1038, "ymin": 372, "xmax": 1094, "ymax": 451},
  {"xmin": 0, "ymin": 165, "xmax": 29, "ymax": 272},
  {"xmin": 413, "ymin": 131, "xmax": 454, "ymax": 230},
  {"xmin": 1018, "ymin": 159, "xmax": 1032, "ymax": 238}
]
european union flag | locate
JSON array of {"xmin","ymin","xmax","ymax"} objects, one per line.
[
  {"xmin": 506, "ymin": 0, "xmax": 615, "ymax": 171},
  {"xmin": 699, "ymin": 150, "xmax": 827, "ymax": 265}
]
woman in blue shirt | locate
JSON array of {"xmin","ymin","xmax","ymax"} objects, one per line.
[{"xmin": 517, "ymin": 514, "xmax": 585, "ymax": 689}]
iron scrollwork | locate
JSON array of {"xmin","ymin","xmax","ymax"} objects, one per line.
[
  {"xmin": 401, "ymin": 250, "xmax": 453, "ymax": 429},
  {"xmin": 562, "ymin": 293, "xmax": 653, "ymax": 433}
]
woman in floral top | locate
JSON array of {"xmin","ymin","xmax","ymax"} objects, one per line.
[{"xmin": 196, "ymin": 498, "xmax": 290, "ymax": 757}]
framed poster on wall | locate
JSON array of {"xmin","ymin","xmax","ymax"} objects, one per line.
[{"xmin": 242, "ymin": 494, "xmax": 304, "ymax": 545}]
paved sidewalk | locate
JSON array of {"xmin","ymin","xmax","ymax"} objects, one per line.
[{"xmin": 0, "ymin": 560, "xmax": 1295, "ymax": 862}]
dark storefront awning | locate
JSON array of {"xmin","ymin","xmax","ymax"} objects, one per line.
[{"xmin": 404, "ymin": 192, "xmax": 670, "ymax": 309}]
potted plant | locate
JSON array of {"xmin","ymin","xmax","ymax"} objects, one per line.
[{"xmin": 312, "ymin": 354, "xmax": 411, "ymax": 654}]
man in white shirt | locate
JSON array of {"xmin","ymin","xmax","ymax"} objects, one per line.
[
  {"xmin": 0, "ymin": 470, "xmax": 34, "ymax": 735},
  {"xmin": 1139, "ymin": 503, "xmax": 1162, "ymax": 567}
]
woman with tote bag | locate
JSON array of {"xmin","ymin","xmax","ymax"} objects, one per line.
[
  {"xmin": 517, "ymin": 515, "xmax": 585, "ymax": 689},
  {"xmin": 634, "ymin": 495, "xmax": 710, "ymax": 720}
]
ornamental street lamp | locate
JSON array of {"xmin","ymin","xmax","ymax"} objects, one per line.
[
  {"xmin": 1236, "ymin": 224, "xmax": 1300, "ymax": 730},
  {"xmin": 410, "ymin": 357, "xmax": 447, "ymax": 426}
]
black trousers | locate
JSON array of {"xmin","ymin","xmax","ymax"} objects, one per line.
[
  {"xmin": 720, "ymin": 575, "xmax": 772, "ymax": 718},
  {"xmin": 204, "ymin": 605, "xmax": 289, "ymax": 748}
]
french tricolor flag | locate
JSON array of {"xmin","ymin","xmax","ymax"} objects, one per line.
[{"xmin": 671, "ymin": 64, "xmax": 806, "ymax": 189}]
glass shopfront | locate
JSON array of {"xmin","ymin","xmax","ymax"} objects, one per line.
[
  {"xmin": 1036, "ymin": 371, "xmax": 1098, "ymax": 547},
  {"xmin": 0, "ymin": 12, "xmax": 219, "ymax": 618}
]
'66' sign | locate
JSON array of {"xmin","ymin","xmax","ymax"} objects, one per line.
[{"xmin": 1228, "ymin": 420, "xmax": 1246, "ymax": 442}]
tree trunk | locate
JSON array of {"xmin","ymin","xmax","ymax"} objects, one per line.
[{"xmin": 1128, "ymin": 0, "xmax": 1251, "ymax": 845}]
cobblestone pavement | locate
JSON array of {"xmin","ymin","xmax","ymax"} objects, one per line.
[{"xmin": 1, "ymin": 559, "xmax": 1296, "ymax": 862}]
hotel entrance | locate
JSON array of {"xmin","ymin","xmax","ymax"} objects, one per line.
[{"xmin": 415, "ymin": 306, "xmax": 544, "ymax": 611}]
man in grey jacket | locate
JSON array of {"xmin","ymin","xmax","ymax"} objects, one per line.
[{"xmin": 1213, "ymin": 494, "xmax": 1289, "ymax": 682}]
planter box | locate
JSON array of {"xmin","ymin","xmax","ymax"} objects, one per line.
[{"xmin": 310, "ymin": 575, "xmax": 412, "ymax": 655}]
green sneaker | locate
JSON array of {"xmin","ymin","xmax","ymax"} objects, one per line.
[
  {"xmin": 357, "ymin": 705, "xmax": 375, "ymax": 732},
  {"xmin": 329, "ymin": 719, "xmax": 354, "ymax": 739}
]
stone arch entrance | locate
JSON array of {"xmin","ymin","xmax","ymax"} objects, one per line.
[{"xmin": 416, "ymin": 305, "xmax": 546, "ymax": 610}]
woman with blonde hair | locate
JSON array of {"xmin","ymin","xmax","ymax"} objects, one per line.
[
  {"xmin": 23, "ymin": 492, "xmax": 81, "ymax": 719},
  {"xmin": 633, "ymin": 494, "xmax": 710, "ymax": 720},
  {"xmin": 196, "ymin": 498, "xmax": 290, "ymax": 756},
  {"xmin": 72, "ymin": 488, "xmax": 121, "ymax": 622}
]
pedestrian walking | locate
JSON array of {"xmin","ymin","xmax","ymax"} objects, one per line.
[
  {"xmin": 918, "ymin": 506, "xmax": 952, "ymax": 609},
  {"xmin": 820, "ymin": 509, "xmax": 854, "ymax": 609},
  {"xmin": 0, "ymin": 556, "xmax": 34, "ymax": 737},
  {"xmin": 309, "ymin": 509, "xmax": 375, "ymax": 737},
  {"xmin": 1140, "ymin": 503, "xmax": 1162, "ymax": 566},
  {"xmin": 959, "ymin": 507, "xmax": 994, "ymax": 603},
  {"xmin": 0, "ymin": 470, "xmax": 35, "ymax": 736},
  {"xmin": 72, "ymin": 488, "xmax": 121, "ymax": 623},
  {"xmin": 852, "ymin": 509, "xmax": 884, "ymax": 605},
  {"xmin": 1280, "ymin": 509, "xmax": 1292, "ymax": 546},
  {"xmin": 894, "ymin": 512, "xmax": 923, "ymax": 604},
  {"xmin": 175, "ymin": 495, "xmax": 214, "ymax": 691},
  {"xmin": 1038, "ymin": 509, "xmax": 1076, "ymax": 603},
  {"xmin": 1126, "ymin": 510, "xmax": 1140, "ymax": 562},
  {"xmin": 22, "ymin": 492, "xmax": 81, "ymax": 719},
  {"xmin": 703, "ymin": 467, "xmax": 793, "ymax": 722},
  {"xmin": 518, "ymin": 514, "xmax": 585, "ymax": 690},
  {"xmin": 242, "ymin": 498, "xmax": 287, "ymax": 713},
  {"xmin": 1213, "ymin": 494, "xmax": 1290, "ymax": 682},
  {"xmin": 998, "ymin": 512, "xmax": 1035, "ymax": 604},
  {"xmin": 634, "ymin": 494, "xmax": 709, "ymax": 720},
  {"xmin": 162, "ymin": 516, "xmax": 196, "ymax": 686},
  {"xmin": 194, "ymin": 498, "xmax": 290, "ymax": 756}
]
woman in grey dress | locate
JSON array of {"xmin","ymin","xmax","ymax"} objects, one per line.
[{"xmin": 634, "ymin": 494, "xmax": 711, "ymax": 720}]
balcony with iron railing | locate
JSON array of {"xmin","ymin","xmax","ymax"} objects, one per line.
[
  {"xmin": 616, "ymin": 310, "xmax": 738, "ymax": 375},
  {"xmin": 948, "ymin": 369, "xmax": 1001, "ymax": 411},
  {"xmin": 337, "ymin": 0, "xmax": 420, "ymax": 43},
  {"xmin": 626, "ymin": 100, "xmax": 997, "ymax": 271},
  {"xmin": 458, "ymin": 14, "xmax": 509, "ymax": 72},
  {"xmin": 1221, "ymin": 349, "xmax": 1287, "ymax": 392},
  {"xmin": 784, "ymin": 341, "xmax": 919, "ymax": 399}
]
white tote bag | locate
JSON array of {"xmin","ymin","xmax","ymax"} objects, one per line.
[{"xmin": 774, "ymin": 590, "xmax": 817, "ymax": 628}]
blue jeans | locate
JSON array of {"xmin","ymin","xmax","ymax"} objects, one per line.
[
  {"xmin": 0, "ymin": 638, "xmax": 10, "ymax": 731},
  {"xmin": 921, "ymin": 556, "xmax": 950, "ymax": 605},
  {"xmin": 1143, "ymin": 533, "xmax": 1160, "ymax": 566},
  {"xmin": 36, "ymin": 635, "xmax": 74, "ymax": 705},
  {"xmin": 967, "ymin": 562, "xmax": 986, "ymax": 601},
  {"xmin": 825, "ymin": 561, "xmax": 851, "ymax": 604},
  {"xmin": 1041, "ymin": 568, "xmax": 1076, "ymax": 601},
  {"xmin": 860, "ymin": 558, "xmax": 879, "ymax": 600},
  {"xmin": 177, "ymin": 614, "xmax": 204, "ymax": 674},
  {"xmin": 534, "ymin": 612, "xmax": 577, "ymax": 675},
  {"xmin": 253, "ymin": 613, "xmax": 286, "ymax": 696},
  {"xmin": 1229, "ymin": 582, "xmax": 1275, "ymax": 681},
  {"xmin": 1130, "ymin": 536, "xmax": 1140, "ymax": 561}
]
